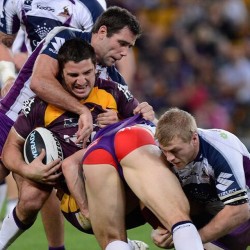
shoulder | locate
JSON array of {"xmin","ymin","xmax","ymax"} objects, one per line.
[{"xmin": 41, "ymin": 27, "xmax": 91, "ymax": 57}]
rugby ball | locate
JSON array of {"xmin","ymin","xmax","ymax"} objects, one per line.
[{"xmin": 23, "ymin": 127, "xmax": 63, "ymax": 164}]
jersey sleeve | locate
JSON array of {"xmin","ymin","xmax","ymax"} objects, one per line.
[
  {"xmin": 0, "ymin": 0, "xmax": 20, "ymax": 34},
  {"xmin": 14, "ymin": 97, "xmax": 45, "ymax": 139},
  {"xmin": 207, "ymin": 131, "xmax": 249, "ymax": 206},
  {"xmin": 40, "ymin": 27, "xmax": 90, "ymax": 59},
  {"xmin": 113, "ymin": 82, "xmax": 139, "ymax": 119},
  {"xmin": 75, "ymin": 0, "xmax": 104, "ymax": 32}
]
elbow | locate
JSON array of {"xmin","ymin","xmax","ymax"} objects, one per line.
[{"xmin": 30, "ymin": 77, "xmax": 39, "ymax": 93}]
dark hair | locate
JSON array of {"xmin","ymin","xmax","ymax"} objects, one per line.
[
  {"xmin": 57, "ymin": 38, "xmax": 96, "ymax": 75},
  {"xmin": 92, "ymin": 6, "xmax": 141, "ymax": 38}
]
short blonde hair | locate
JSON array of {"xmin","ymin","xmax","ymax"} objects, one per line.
[{"xmin": 155, "ymin": 108, "xmax": 197, "ymax": 146}]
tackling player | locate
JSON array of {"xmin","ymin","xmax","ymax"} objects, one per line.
[{"xmin": 153, "ymin": 107, "xmax": 250, "ymax": 250}]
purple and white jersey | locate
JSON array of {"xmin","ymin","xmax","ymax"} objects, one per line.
[
  {"xmin": 173, "ymin": 128, "xmax": 250, "ymax": 215},
  {"xmin": 0, "ymin": 0, "xmax": 105, "ymax": 53},
  {"xmin": 0, "ymin": 27, "xmax": 126, "ymax": 122}
]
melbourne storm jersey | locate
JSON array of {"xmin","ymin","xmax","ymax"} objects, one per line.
[
  {"xmin": 0, "ymin": 27, "xmax": 127, "ymax": 122},
  {"xmin": 173, "ymin": 128, "xmax": 250, "ymax": 215},
  {"xmin": 0, "ymin": 0, "xmax": 104, "ymax": 53},
  {"xmin": 13, "ymin": 77, "xmax": 138, "ymax": 157}
]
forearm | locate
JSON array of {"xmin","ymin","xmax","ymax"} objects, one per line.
[
  {"xmin": 32, "ymin": 78, "xmax": 87, "ymax": 115},
  {"xmin": 199, "ymin": 204, "xmax": 250, "ymax": 243},
  {"xmin": 2, "ymin": 144, "xmax": 28, "ymax": 177},
  {"xmin": 30, "ymin": 54, "xmax": 87, "ymax": 115},
  {"xmin": 62, "ymin": 150, "xmax": 88, "ymax": 213}
]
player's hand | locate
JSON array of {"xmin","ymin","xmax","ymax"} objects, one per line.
[
  {"xmin": 151, "ymin": 226, "xmax": 174, "ymax": 249},
  {"xmin": 96, "ymin": 109, "xmax": 119, "ymax": 128},
  {"xmin": 133, "ymin": 102, "xmax": 157, "ymax": 122},
  {"xmin": 25, "ymin": 149, "xmax": 62, "ymax": 185},
  {"xmin": 76, "ymin": 107, "xmax": 93, "ymax": 147}
]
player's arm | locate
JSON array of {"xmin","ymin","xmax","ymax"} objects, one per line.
[
  {"xmin": 61, "ymin": 149, "xmax": 89, "ymax": 217},
  {"xmin": 0, "ymin": 32, "xmax": 17, "ymax": 95},
  {"xmin": 2, "ymin": 127, "xmax": 61, "ymax": 185},
  {"xmin": 30, "ymin": 54, "xmax": 93, "ymax": 145},
  {"xmin": 198, "ymin": 203, "xmax": 249, "ymax": 243}
]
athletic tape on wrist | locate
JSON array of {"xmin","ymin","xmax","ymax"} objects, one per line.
[{"xmin": 0, "ymin": 61, "xmax": 16, "ymax": 87}]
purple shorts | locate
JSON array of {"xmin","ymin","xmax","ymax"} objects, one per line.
[
  {"xmin": 213, "ymin": 219, "xmax": 250, "ymax": 250},
  {"xmin": 0, "ymin": 112, "xmax": 14, "ymax": 153}
]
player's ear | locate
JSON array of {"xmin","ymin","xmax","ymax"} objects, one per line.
[{"xmin": 191, "ymin": 132, "xmax": 198, "ymax": 145}]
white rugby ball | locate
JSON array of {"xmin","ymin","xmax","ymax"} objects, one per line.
[{"xmin": 23, "ymin": 127, "xmax": 63, "ymax": 164}]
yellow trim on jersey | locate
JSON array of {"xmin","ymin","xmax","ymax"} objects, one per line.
[
  {"xmin": 60, "ymin": 193, "xmax": 79, "ymax": 213},
  {"xmin": 44, "ymin": 86, "xmax": 118, "ymax": 126},
  {"xmin": 82, "ymin": 86, "xmax": 118, "ymax": 110}
]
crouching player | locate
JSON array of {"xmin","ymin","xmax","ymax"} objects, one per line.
[
  {"xmin": 152, "ymin": 108, "xmax": 250, "ymax": 250},
  {"xmin": 71, "ymin": 114, "xmax": 204, "ymax": 250}
]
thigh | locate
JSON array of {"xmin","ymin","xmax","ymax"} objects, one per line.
[
  {"xmin": 120, "ymin": 144, "xmax": 191, "ymax": 230},
  {"xmin": 14, "ymin": 173, "xmax": 52, "ymax": 209},
  {"xmin": 83, "ymin": 163, "xmax": 127, "ymax": 249}
]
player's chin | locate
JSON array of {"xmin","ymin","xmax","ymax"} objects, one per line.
[{"xmin": 73, "ymin": 90, "xmax": 89, "ymax": 100}]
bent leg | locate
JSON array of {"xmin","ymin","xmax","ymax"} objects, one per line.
[
  {"xmin": 121, "ymin": 145, "xmax": 203, "ymax": 249},
  {"xmin": 84, "ymin": 163, "xmax": 128, "ymax": 250},
  {"xmin": 0, "ymin": 174, "xmax": 52, "ymax": 249}
]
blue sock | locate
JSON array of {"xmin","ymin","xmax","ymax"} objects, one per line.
[{"xmin": 48, "ymin": 246, "xmax": 65, "ymax": 250}]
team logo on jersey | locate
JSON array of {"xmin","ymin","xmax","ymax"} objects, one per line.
[
  {"xmin": 58, "ymin": 6, "xmax": 70, "ymax": 17},
  {"xmin": 64, "ymin": 118, "xmax": 78, "ymax": 128},
  {"xmin": 34, "ymin": 23, "xmax": 52, "ymax": 41},
  {"xmin": 216, "ymin": 172, "xmax": 234, "ymax": 191},
  {"xmin": 22, "ymin": 98, "xmax": 35, "ymax": 116},
  {"xmin": 117, "ymin": 84, "xmax": 133, "ymax": 101},
  {"xmin": 49, "ymin": 37, "xmax": 65, "ymax": 54}
]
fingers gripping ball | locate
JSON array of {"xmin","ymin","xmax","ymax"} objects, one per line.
[{"xmin": 23, "ymin": 127, "xmax": 64, "ymax": 164}]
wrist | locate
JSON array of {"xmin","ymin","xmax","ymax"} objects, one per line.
[
  {"xmin": 77, "ymin": 105, "xmax": 89, "ymax": 116},
  {"xmin": 0, "ymin": 61, "xmax": 16, "ymax": 87}
]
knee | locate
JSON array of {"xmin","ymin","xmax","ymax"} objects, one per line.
[{"xmin": 18, "ymin": 191, "xmax": 49, "ymax": 214}]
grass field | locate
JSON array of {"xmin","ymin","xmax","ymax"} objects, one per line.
[
  {"xmin": 7, "ymin": 213, "xmax": 163, "ymax": 250},
  {"xmin": 4, "ymin": 212, "xmax": 250, "ymax": 249}
]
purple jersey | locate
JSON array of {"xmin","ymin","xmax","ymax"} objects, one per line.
[{"xmin": 13, "ymin": 77, "xmax": 138, "ymax": 157}]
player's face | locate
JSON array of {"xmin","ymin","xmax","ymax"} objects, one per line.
[
  {"xmin": 62, "ymin": 59, "xmax": 96, "ymax": 100},
  {"xmin": 96, "ymin": 26, "xmax": 136, "ymax": 66},
  {"xmin": 159, "ymin": 134, "xmax": 199, "ymax": 170}
]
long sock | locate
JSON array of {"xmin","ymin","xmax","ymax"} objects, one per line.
[
  {"xmin": 172, "ymin": 221, "xmax": 203, "ymax": 250},
  {"xmin": 0, "ymin": 183, "xmax": 7, "ymax": 215},
  {"xmin": 105, "ymin": 240, "xmax": 131, "ymax": 250},
  {"xmin": 5, "ymin": 199, "xmax": 18, "ymax": 216},
  {"xmin": 0, "ymin": 208, "xmax": 33, "ymax": 249}
]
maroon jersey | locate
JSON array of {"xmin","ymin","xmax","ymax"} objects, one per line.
[{"xmin": 14, "ymin": 78, "xmax": 139, "ymax": 158}]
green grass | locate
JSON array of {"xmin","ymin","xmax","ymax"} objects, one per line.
[
  {"xmin": 7, "ymin": 214, "xmax": 163, "ymax": 249},
  {"xmin": 4, "ymin": 213, "xmax": 250, "ymax": 249}
]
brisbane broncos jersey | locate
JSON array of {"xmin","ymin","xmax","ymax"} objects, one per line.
[
  {"xmin": 0, "ymin": 0, "xmax": 104, "ymax": 53},
  {"xmin": 13, "ymin": 77, "xmax": 138, "ymax": 158},
  {"xmin": 172, "ymin": 128, "xmax": 250, "ymax": 215}
]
